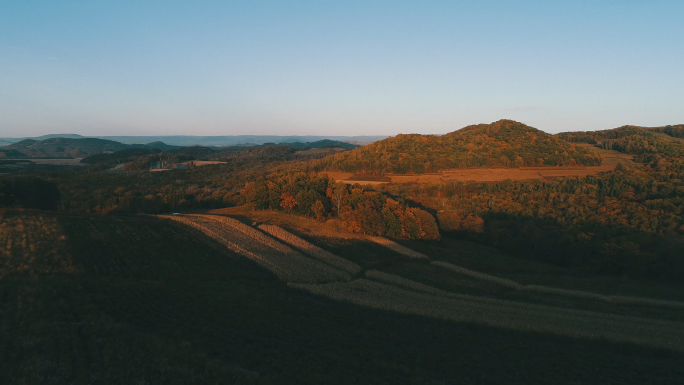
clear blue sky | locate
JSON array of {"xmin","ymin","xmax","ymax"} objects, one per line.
[{"xmin": 1, "ymin": 1, "xmax": 682, "ymax": 137}]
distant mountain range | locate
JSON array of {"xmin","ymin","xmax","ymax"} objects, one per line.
[
  {"xmin": 0, "ymin": 134, "xmax": 387, "ymax": 147},
  {"xmin": 0, "ymin": 138, "xmax": 178, "ymax": 159},
  {"xmin": 0, "ymin": 136, "xmax": 363, "ymax": 160}
]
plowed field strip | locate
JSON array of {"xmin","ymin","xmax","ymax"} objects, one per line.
[
  {"xmin": 366, "ymin": 236, "xmax": 429, "ymax": 259},
  {"xmin": 160, "ymin": 215, "xmax": 351, "ymax": 284},
  {"xmin": 368, "ymin": 235, "xmax": 684, "ymax": 309},
  {"xmin": 258, "ymin": 224, "xmax": 362, "ymax": 275},
  {"xmin": 364, "ymin": 270, "xmax": 446, "ymax": 295},
  {"xmin": 292, "ymin": 279, "xmax": 684, "ymax": 352},
  {"xmin": 432, "ymin": 261, "xmax": 684, "ymax": 309},
  {"xmin": 188, "ymin": 214, "xmax": 295, "ymax": 255}
]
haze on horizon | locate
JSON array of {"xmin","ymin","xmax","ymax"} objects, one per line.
[{"xmin": 1, "ymin": 0, "xmax": 682, "ymax": 138}]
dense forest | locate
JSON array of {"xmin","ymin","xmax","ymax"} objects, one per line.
[
  {"xmin": 377, "ymin": 125, "xmax": 684, "ymax": 279},
  {"xmin": 312, "ymin": 120, "xmax": 601, "ymax": 174},
  {"xmin": 558, "ymin": 124, "xmax": 684, "ymax": 159},
  {"xmin": 241, "ymin": 172, "xmax": 440, "ymax": 239}
]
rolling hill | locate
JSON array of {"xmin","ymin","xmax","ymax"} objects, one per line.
[
  {"xmin": 313, "ymin": 120, "xmax": 601, "ymax": 175},
  {"xmin": 1, "ymin": 138, "xmax": 179, "ymax": 158},
  {"xmin": 558, "ymin": 124, "xmax": 684, "ymax": 158}
]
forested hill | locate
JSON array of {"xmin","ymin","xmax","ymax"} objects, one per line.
[
  {"xmin": 1, "ymin": 137, "xmax": 179, "ymax": 158},
  {"xmin": 312, "ymin": 120, "xmax": 601, "ymax": 175},
  {"xmin": 558, "ymin": 124, "xmax": 684, "ymax": 158}
]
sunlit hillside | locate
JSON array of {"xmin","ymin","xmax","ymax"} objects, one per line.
[{"xmin": 313, "ymin": 120, "xmax": 602, "ymax": 174}]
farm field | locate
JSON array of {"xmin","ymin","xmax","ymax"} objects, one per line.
[
  {"xmin": 4, "ymin": 210, "xmax": 684, "ymax": 384},
  {"xmin": 324, "ymin": 144, "xmax": 635, "ymax": 184},
  {"xmin": 171, "ymin": 212, "xmax": 684, "ymax": 349}
]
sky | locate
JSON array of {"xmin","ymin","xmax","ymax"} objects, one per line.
[{"xmin": 1, "ymin": 0, "xmax": 683, "ymax": 137}]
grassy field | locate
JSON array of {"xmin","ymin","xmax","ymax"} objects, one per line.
[{"xmin": 3, "ymin": 210, "xmax": 684, "ymax": 384}]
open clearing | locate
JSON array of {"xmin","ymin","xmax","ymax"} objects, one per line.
[
  {"xmin": 5, "ymin": 209, "xmax": 684, "ymax": 383},
  {"xmin": 324, "ymin": 145, "xmax": 635, "ymax": 184}
]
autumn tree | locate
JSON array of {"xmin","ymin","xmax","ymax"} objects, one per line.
[
  {"xmin": 326, "ymin": 181, "xmax": 349, "ymax": 217},
  {"xmin": 312, "ymin": 200, "xmax": 325, "ymax": 221},
  {"xmin": 280, "ymin": 192, "xmax": 297, "ymax": 213}
]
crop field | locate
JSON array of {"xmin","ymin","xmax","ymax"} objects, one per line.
[
  {"xmin": 257, "ymin": 224, "xmax": 362, "ymax": 275},
  {"xmin": 159, "ymin": 214, "xmax": 351, "ymax": 283},
  {"xmin": 162, "ymin": 213, "xmax": 684, "ymax": 352},
  {"xmin": 326, "ymin": 145, "xmax": 636, "ymax": 184},
  {"xmin": 4, "ymin": 210, "xmax": 684, "ymax": 384}
]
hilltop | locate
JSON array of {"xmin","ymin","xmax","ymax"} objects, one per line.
[{"xmin": 313, "ymin": 120, "xmax": 601, "ymax": 175}]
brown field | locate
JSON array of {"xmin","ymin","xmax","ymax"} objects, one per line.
[
  {"xmin": 159, "ymin": 213, "xmax": 351, "ymax": 283},
  {"xmin": 324, "ymin": 145, "xmax": 635, "ymax": 184}
]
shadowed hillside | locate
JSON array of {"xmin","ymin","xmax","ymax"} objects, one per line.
[
  {"xmin": 3, "ymin": 210, "xmax": 684, "ymax": 384},
  {"xmin": 313, "ymin": 120, "xmax": 601, "ymax": 175}
]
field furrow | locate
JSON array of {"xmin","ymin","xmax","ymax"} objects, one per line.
[
  {"xmin": 365, "ymin": 235, "xmax": 684, "ymax": 309},
  {"xmin": 160, "ymin": 215, "xmax": 351, "ymax": 284},
  {"xmin": 258, "ymin": 224, "xmax": 362, "ymax": 275},
  {"xmin": 366, "ymin": 236, "xmax": 429, "ymax": 259},
  {"xmin": 431, "ymin": 261, "xmax": 684, "ymax": 309},
  {"xmin": 291, "ymin": 278, "xmax": 684, "ymax": 352}
]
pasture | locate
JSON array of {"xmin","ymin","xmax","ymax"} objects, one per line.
[{"xmin": 3, "ymin": 209, "xmax": 684, "ymax": 384}]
